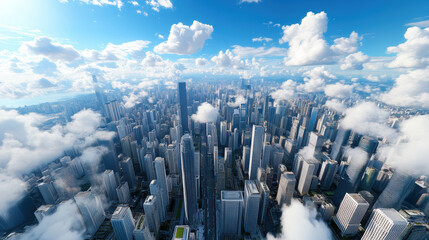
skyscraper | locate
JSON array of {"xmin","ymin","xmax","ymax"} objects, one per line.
[
  {"xmin": 143, "ymin": 195, "xmax": 160, "ymax": 237},
  {"xmin": 330, "ymin": 127, "xmax": 351, "ymax": 162},
  {"xmin": 178, "ymin": 82, "xmax": 189, "ymax": 133},
  {"xmin": 180, "ymin": 134, "xmax": 197, "ymax": 226},
  {"xmin": 149, "ymin": 180, "xmax": 166, "ymax": 222},
  {"xmin": 361, "ymin": 208, "xmax": 408, "ymax": 240},
  {"xmin": 243, "ymin": 180, "xmax": 261, "ymax": 233},
  {"xmin": 38, "ymin": 181, "xmax": 58, "ymax": 204},
  {"xmin": 249, "ymin": 125, "xmax": 264, "ymax": 180},
  {"xmin": 154, "ymin": 157, "xmax": 169, "ymax": 212},
  {"xmin": 276, "ymin": 172, "xmax": 296, "ymax": 206},
  {"xmin": 74, "ymin": 191, "xmax": 105, "ymax": 237},
  {"xmin": 318, "ymin": 159, "xmax": 338, "ymax": 190},
  {"xmin": 133, "ymin": 215, "xmax": 154, "ymax": 240},
  {"xmin": 102, "ymin": 169, "xmax": 118, "ymax": 202},
  {"xmin": 334, "ymin": 193, "xmax": 369, "ymax": 236},
  {"xmin": 297, "ymin": 159, "xmax": 316, "ymax": 195},
  {"xmin": 111, "ymin": 206, "xmax": 135, "ymax": 240},
  {"xmin": 120, "ymin": 157, "xmax": 137, "ymax": 191},
  {"xmin": 117, "ymin": 182, "xmax": 131, "ymax": 204},
  {"xmin": 221, "ymin": 191, "xmax": 244, "ymax": 236},
  {"xmin": 373, "ymin": 171, "xmax": 416, "ymax": 210},
  {"xmin": 257, "ymin": 181, "xmax": 270, "ymax": 224}
]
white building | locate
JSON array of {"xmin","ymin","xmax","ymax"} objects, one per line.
[
  {"xmin": 334, "ymin": 193, "xmax": 369, "ymax": 236},
  {"xmin": 221, "ymin": 191, "xmax": 244, "ymax": 236},
  {"xmin": 276, "ymin": 172, "xmax": 296, "ymax": 206},
  {"xmin": 243, "ymin": 180, "xmax": 261, "ymax": 233},
  {"xmin": 111, "ymin": 206, "xmax": 135, "ymax": 240},
  {"xmin": 248, "ymin": 125, "xmax": 264, "ymax": 180},
  {"xmin": 361, "ymin": 208, "xmax": 408, "ymax": 240}
]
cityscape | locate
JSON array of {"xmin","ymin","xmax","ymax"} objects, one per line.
[{"xmin": 1, "ymin": 1, "xmax": 429, "ymax": 240}]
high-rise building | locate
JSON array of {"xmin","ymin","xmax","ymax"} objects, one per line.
[
  {"xmin": 143, "ymin": 195, "xmax": 160, "ymax": 237},
  {"xmin": 242, "ymin": 146, "xmax": 251, "ymax": 174},
  {"xmin": 249, "ymin": 125, "xmax": 264, "ymax": 180},
  {"xmin": 318, "ymin": 159, "xmax": 338, "ymax": 190},
  {"xmin": 74, "ymin": 191, "xmax": 105, "ymax": 237},
  {"xmin": 34, "ymin": 204, "xmax": 55, "ymax": 223},
  {"xmin": 359, "ymin": 167, "xmax": 378, "ymax": 191},
  {"xmin": 334, "ymin": 193, "xmax": 369, "ymax": 236},
  {"xmin": 133, "ymin": 215, "xmax": 154, "ymax": 240},
  {"xmin": 143, "ymin": 154, "xmax": 156, "ymax": 181},
  {"xmin": 307, "ymin": 107, "xmax": 319, "ymax": 132},
  {"xmin": 361, "ymin": 208, "xmax": 408, "ymax": 240},
  {"xmin": 117, "ymin": 182, "xmax": 131, "ymax": 204},
  {"xmin": 297, "ymin": 159, "xmax": 315, "ymax": 195},
  {"xmin": 92, "ymin": 74, "xmax": 107, "ymax": 115},
  {"xmin": 276, "ymin": 172, "xmax": 296, "ymax": 206},
  {"xmin": 111, "ymin": 206, "xmax": 135, "ymax": 240},
  {"xmin": 149, "ymin": 180, "xmax": 166, "ymax": 222},
  {"xmin": 102, "ymin": 170, "xmax": 118, "ymax": 202},
  {"xmin": 330, "ymin": 127, "xmax": 351, "ymax": 162},
  {"xmin": 154, "ymin": 157, "xmax": 170, "ymax": 213},
  {"xmin": 178, "ymin": 82, "xmax": 189, "ymax": 133},
  {"xmin": 172, "ymin": 225, "xmax": 191, "ymax": 240},
  {"xmin": 243, "ymin": 180, "xmax": 261, "ymax": 233},
  {"xmin": 180, "ymin": 134, "xmax": 197, "ymax": 226},
  {"xmin": 257, "ymin": 181, "xmax": 270, "ymax": 224},
  {"xmin": 373, "ymin": 171, "xmax": 416, "ymax": 210},
  {"xmin": 38, "ymin": 181, "xmax": 58, "ymax": 204},
  {"xmin": 120, "ymin": 157, "xmax": 137, "ymax": 191},
  {"xmin": 220, "ymin": 121, "xmax": 228, "ymax": 146},
  {"xmin": 221, "ymin": 191, "xmax": 244, "ymax": 236}
]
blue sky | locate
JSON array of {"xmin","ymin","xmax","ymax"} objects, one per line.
[{"xmin": 1, "ymin": 0, "xmax": 429, "ymax": 108}]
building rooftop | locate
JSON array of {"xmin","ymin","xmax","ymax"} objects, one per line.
[
  {"xmin": 111, "ymin": 206, "xmax": 128, "ymax": 220},
  {"xmin": 173, "ymin": 225, "xmax": 190, "ymax": 240},
  {"xmin": 377, "ymin": 208, "xmax": 408, "ymax": 224},
  {"xmin": 348, "ymin": 193, "xmax": 369, "ymax": 204},
  {"xmin": 245, "ymin": 180, "xmax": 260, "ymax": 195},
  {"xmin": 135, "ymin": 215, "xmax": 146, "ymax": 230},
  {"xmin": 221, "ymin": 191, "xmax": 243, "ymax": 200}
]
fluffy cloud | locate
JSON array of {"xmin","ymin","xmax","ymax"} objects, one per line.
[
  {"xmin": 82, "ymin": 40, "xmax": 150, "ymax": 61},
  {"xmin": 191, "ymin": 102, "xmax": 219, "ymax": 123},
  {"xmin": 252, "ymin": 37, "xmax": 272, "ymax": 42},
  {"xmin": 123, "ymin": 90, "xmax": 148, "ymax": 108},
  {"xmin": 232, "ymin": 45, "xmax": 288, "ymax": 57},
  {"xmin": 141, "ymin": 51, "xmax": 164, "ymax": 67},
  {"xmin": 61, "ymin": 0, "xmax": 124, "ymax": 10},
  {"xmin": 340, "ymin": 52, "xmax": 369, "ymax": 70},
  {"xmin": 341, "ymin": 102, "xmax": 397, "ymax": 140},
  {"xmin": 280, "ymin": 11, "xmax": 361, "ymax": 66},
  {"xmin": 324, "ymin": 83, "xmax": 353, "ymax": 98},
  {"xmin": 195, "ymin": 58, "xmax": 208, "ymax": 66},
  {"xmin": 228, "ymin": 95, "xmax": 247, "ymax": 107},
  {"xmin": 154, "ymin": 21, "xmax": 213, "ymax": 55},
  {"xmin": 21, "ymin": 37, "xmax": 81, "ymax": 62},
  {"xmin": 267, "ymin": 200, "xmax": 332, "ymax": 240},
  {"xmin": 211, "ymin": 49, "xmax": 245, "ymax": 68},
  {"xmin": 298, "ymin": 66, "xmax": 336, "ymax": 93},
  {"xmin": 270, "ymin": 80, "xmax": 297, "ymax": 102},
  {"xmin": 0, "ymin": 173, "xmax": 26, "ymax": 215},
  {"xmin": 325, "ymin": 99, "xmax": 346, "ymax": 113},
  {"xmin": 380, "ymin": 69, "xmax": 429, "ymax": 108},
  {"xmin": 240, "ymin": 0, "xmax": 261, "ymax": 3},
  {"xmin": 387, "ymin": 27, "xmax": 429, "ymax": 68},
  {"xmin": 146, "ymin": 0, "xmax": 173, "ymax": 11}
]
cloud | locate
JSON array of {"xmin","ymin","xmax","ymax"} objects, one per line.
[
  {"xmin": 154, "ymin": 21, "xmax": 213, "ymax": 55},
  {"xmin": 324, "ymin": 83, "xmax": 353, "ymax": 98},
  {"xmin": 82, "ymin": 40, "xmax": 150, "ymax": 61},
  {"xmin": 380, "ymin": 69, "xmax": 429, "ymax": 109},
  {"xmin": 29, "ymin": 78, "xmax": 57, "ymax": 89},
  {"xmin": 252, "ymin": 37, "xmax": 272, "ymax": 42},
  {"xmin": 32, "ymin": 58, "xmax": 58, "ymax": 75},
  {"xmin": 0, "ymin": 173, "xmax": 26, "ymax": 216},
  {"xmin": 341, "ymin": 102, "xmax": 397, "ymax": 140},
  {"xmin": 21, "ymin": 37, "xmax": 81, "ymax": 62},
  {"xmin": 298, "ymin": 66, "xmax": 336, "ymax": 93},
  {"xmin": 123, "ymin": 90, "xmax": 148, "ymax": 108},
  {"xmin": 267, "ymin": 199, "xmax": 332, "ymax": 240},
  {"xmin": 141, "ymin": 51, "xmax": 164, "ymax": 67},
  {"xmin": 340, "ymin": 52, "xmax": 369, "ymax": 70},
  {"xmin": 195, "ymin": 57, "xmax": 208, "ymax": 66},
  {"xmin": 146, "ymin": 0, "xmax": 172, "ymax": 11},
  {"xmin": 280, "ymin": 11, "xmax": 361, "ymax": 66},
  {"xmin": 227, "ymin": 95, "xmax": 247, "ymax": 107},
  {"xmin": 129, "ymin": 0, "xmax": 138, "ymax": 6},
  {"xmin": 191, "ymin": 102, "xmax": 219, "ymax": 123},
  {"xmin": 270, "ymin": 80, "xmax": 297, "ymax": 102},
  {"xmin": 325, "ymin": 99, "xmax": 346, "ymax": 113},
  {"xmin": 211, "ymin": 49, "xmax": 245, "ymax": 68},
  {"xmin": 232, "ymin": 45, "xmax": 288, "ymax": 57},
  {"xmin": 240, "ymin": 0, "xmax": 261, "ymax": 3},
  {"xmin": 61, "ymin": 0, "xmax": 124, "ymax": 10},
  {"xmin": 387, "ymin": 27, "xmax": 429, "ymax": 68},
  {"xmin": 405, "ymin": 20, "xmax": 429, "ymax": 28},
  {"xmin": 20, "ymin": 200, "xmax": 85, "ymax": 240}
]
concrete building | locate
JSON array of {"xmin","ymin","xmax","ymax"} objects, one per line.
[
  {"xmin": 74, "ymin": 191, "xmax": 105, "ymax": 237},
  {"xmin": 334, "ymin": 193, "xmax": 369, "ymax": 236},
  {"xmin": 276, "ymin": 172, "xmax": 296, "ymax": 206},
  {"xmin": 133, "ymin": 215, "xmax": 154, "ymax": 240},
  {"xmin": 143, "ymin": 195, "xmax": 160, "ymax": 238},
  {"xmin": 221, "ymin": 191, "xmax": 244, "ymax": 236},
  {"xmin": 111, "ymin": 206, "xmax": 135, "ymax": 240},
  {"xmin": 297, "ymin": 159, "xmax": 315, "ymax": 195},
  {"xmin": 243, "ymin": 180, "xmax": 261, "ymax": 233},
  {"xmin": 361, "ymin": 208, "xmax": 408, "ymax": 240},
  {"xmin": 116, "ymin": 182, "xmax": 131, "ymax": 204},
  {"xmin": 249, "ymin": 125, "xmax": 264, "ymax": 180},
  {"xmin": 181, "ymin": 134, "xmax": 197, "ymax": 226}
]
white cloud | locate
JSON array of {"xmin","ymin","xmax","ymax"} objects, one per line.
[
  {"xmin": 129, "ymin": 0, "xmax": 139, "ymax": 6},
  {"xmin": 228, "ymin": 95, "xmax": 247, "ymax": 107},
  {"xmin": 146, "ymin": 0, "xmax": 172, "ymax": 11},
  {"xmin": 136, "ymin": 9, "xmax": 142, "ymax": 14},
  {"xmin": 240, "ymin": 0, "xmax": 261, "ymax": 3},
  {"xmin": 157, "ymin": 34, "xmax": 164, "ymax": 39},
  {"xmin": 21, "ymin": 36, "xmax": 81, "ymax": 62},
  {"xmin": 365, "ymin": 74, "xmax": 380, "ymax": 82},
  {"xmin": 82, "ymin": 40, "xmax": 150, "ymax": 61},
  {"xmin": 232, "ymin": 45, "xmax": 288, "ymax": 57},
  {"xmin": 123, "ymin": 90, "xmax": 148, "ymax": 108},
  {"xmin": 270, "ymin": 80, "xmax": 297, "ymax": 102},
  {"xmin": 387, "ymin": 27, "xmax": 429, "ymax": 68},
  {"xmin": 60, "ymin": 0, "xmax": 124, "ymax": 10},
  {"xmin": 0, "ymin": 173, "xmax": 26, "ymax": 215},
  {"xmin": 267, "ymin": 199, "xmax": 332, "ymax": 240},
  {"xmin": 141, "ymin": 51, "xmax": 164, "ymax": 66},
  {"xmin": 195, "ymin": 57, "xmax": 208, "ymax": 66},
  {"xmin": 324, "ymin": 83, "xmax": 353, "ymax": 98},
  {"xmin": 252, "ymin": 37, "xmax": 272, "ymax": 42},
  {"xmin": 405, "ymin": 20, "xmax": 429, "ymax": 28},
  {"xmin": 340, "ymin": 51, "xmax": 369, "ymax": 70},
  {"xmin": 325, "ymin": 99, "xmax": 346, "ymax": 113},
  {"xmin": 191, "ymin": 102, "xmax": 219, "ymax": 123},
  {"xmin": 298, "ymin": 66, "xmax": 336, "ymax": 93},
  {"xmin": 154, "ymin": 21, "xmax": 213, "ymax": 55},
  {"xmin": 380, "ymin": 69, "xmax": 429, "ymax": 108},
  {"xmin": 280, "ymin": 11, "xmax": 361, "ymax": 66},
  {"xmin": 211, "ymin": 49, "xmax": 245, "ymax": 68}
]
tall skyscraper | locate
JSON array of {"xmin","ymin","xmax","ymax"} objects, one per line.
[
  {"xmin": 102, "ymin": 169, "xmax": 118, "ymax": 202},
  {"xmin": 221, "ymin": 191, "xmax": 244, "ymax": 236},
  {"xmin": 180, "ymin": 134, "xmax": 197, "ymax": 226},
  {"xmin": 248, "ymin": 125, "xmax": 264, "ymax": 180},
  {"xmin": 92, "ymin": 74, "xmax": 107, "ymax": 114},
  {"xmin": 276, "ymin": 172, "xmax": 296, "ymax": 206},
  {"xmin": 373, "ymin": 171, "xmax": 416, "ymax": 210},
  {"xmin": 111, "ymin": 206, "xmax": 135, "ymax": 240},
  {"xmin": 220, "ymin": 121, "xmax": 227, "ymax": 146},
  {"xmin": 307, "ymin": 107, "xmax": 319, "ymax": 132},
  {"xmin": 38, "ymin": 181, "xmax": 58, "ymax": 204},
  {"xmin": 120, "ymin": 157, "xmax": 137, "ymax": 191},
  {"xmin": 74, "ymin": 191, "xmax": 105, "ymax": 237},
  {"xmin": 334, "ymin": 193, "xmax": 369, "ymax": 236},
  {"xmin": 178, "ymin": 82, "xmax": 189, "ymax": 133},
  {"xmin": 143, "ymin": 195, "xmax": 160, "ymax": 237},
  {"xmin": 117, "ymin": 182, "xmax": 131, "ymax": 204},
  {"xmin": 243, "ymin": 180, "xmax": 261, "ymax": 233},
  {"xmin": 330, "ymin": 127, "xmax": 351, "ymax": 162},
  {"xmin": 154, "ymin": 157, "xmax": 169, "ymax": 212},
  {"xmin": 149, "ymin": 180, "xmax": 166, "ymax": 222},
  {"xmin": 297, "ymin": 159, "xmax": 316, "ymax": 195},
  {"xmin": 257, "ymin": 181, "xmax": 270, "ymax": 224},
  {"xmin": 318, "ymin": 159, "xmax": 338, "ymax": 190},
  {"xmin": 361, "ymin": 208, "xmax": 408, "ymax": 240},
  {"xmin": 133, "ymin": 215, "xmax": 154, "ymax": 240}
]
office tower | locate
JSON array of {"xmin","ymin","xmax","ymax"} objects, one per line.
[
  {"xmin": 149, "ymin": 180, "xmax": 166, "ymax": 222},
  {"xmin": 242, "ymin": 146, "xmax": 251, "ymax": 174},
  {"xmin": 143, "ymin": 195, "xmax": 160, "ymax": 237},
  {"xmin": 318, "ymin": 159, "xmax": 338, "ymax": 190},
  {"xmin": 289, "ymin": 118, "xmax": 299, "ymax": 140},
  {"xmin": 358, "ymin": 136, "xmax": 379, "ymax": 155},
  {"xmin": 167, "ymin": 144, "xmax": 178, "ymax": 174},
  {"xmin": 106, "ymin": 100, "xmax": 122, "ymax": 122},
  {"xmin": 154, "ymin": 157, "xmax": 170, "ymax": 210},
  {"xmin": 180, "ymin": 134, "xmax": 197, "ymax": 226},
  {"xmin": 361, "ymin": 208, "xmax": 408, "ymax": 240},
  {"xmin": 121, "ymin": 136, "xmax": 132, "ymax": 158},
  {"xmin": 257, "ymin": 181, "xmax": 270, "ymax": 224},
  {"xmin": 117, "ymin": 182, "xmax": 131, "ymax": 204},
  {"xmin": 249, "ymin": 125, "xmax": 264, "ymax": 180},
  {"xmin": 334, "ymin": 193, "xmax": 369, "ymax": 236},
  {"xmin": 220, "ymin": 121, "xmax": 227, "ymax": 146},
  {"xmin": 270, "ymin": 144, "xmax": 284, "ymax": 170},
  {"xmin": 373, "ymin": 171, "xmax": 416, "ymax": 210},
  {"xmin": 244, "ymin": 180, "xmax": 261, "ymax": 233},
  {"xmin": 194, "ymin": 151, "xmax": 201, "ymax": 200},
  {"xmin": 307, "ymin": 107, "xmax": 319, "ymax": 132},
  {"xmin": 217, "ymin": 157, "xmax": 226, "ymax": 197},
  {"xmin": 296, "ymin": 125, "xmax": 308, "ymax": 149},
  {"xmin": 102, "ymin": 170, "xmax": 118, "ymax": 202},
  {"xmin": 34, "ymin": 204, "xmax": 55, "ymax": 223},
  {"xmin": 221, "ymin": 191, "xmax": 244, "ymax": 236},
  {"xmin": 134, "ymin": 215, "xmax": 154, "ymax": 240},
  {"xmin": 292, "ymin": 153, "xmax": 305, "ymax": 180},
  {"xmin": 92, "ymin": 75, "xmax": 107, "ymax": 114},
  {"xmin": 319, "ymin": 202, "xmax": 335, "ymax": 222},
  {"xmin": 172, "ymin": 225, "xmax": 191, "ymax": 240},
  {"xmin": 276, "ymin": 172, "xmax": 296, "ymax": 206},
  {"xmin": 277, "ymin": 164, "xmax": 287, "ymax": 181},
  {"xmin": 359, "ymin": 167, "xmax": 378, "ymax": 191},
  {"xmin": 120, "ymin": 157, "xmax": 137, "ymax": 191},
  {"xmin": 297, "ymin": 159, "xmax": 316, "ymax": 195},
  {"xmin": 257, "ymin": 167, "xmax": 267, "ymax": 182},
  {"xmin": 178, "ymin": 82, "xmax": 189, "ymax": 133},
  {"xmin": 232, "ymin": 109, "xmax": 240, "ymax": 130},
  {"xmin": 142, "ymin": 154, "xmax": 155, "ymax": 182},
  {"xmin": 99, "ymin": 140, "xmax": 120, "ymax": 173},
  {"xmin": 74, "ymin": 191, "xmax": 105, "ymax": 237},
  {"xmin": 308, "ymin": 132, "xmax": 324, "ymax": 158},
  {"xmin": 38, "ymin": 181, "xmax": 58, "ymax": 204},
  {"xmin": 111, "ymin": 206, "xmax": 135, "ymax": 240},
  {"xmin": 240, "ymin": 103, "xmax": 247, "ymax": 129},
  {"xmin": 330, "ymin": 127, "xmax": 351, "ymax": 162},
  {"xmin": 284, "ymin": 139, "xmax": 297, "ymax": 167},
  {"xmin": 214, "ymin": 146, "xmax": 219, "ymax": 176},
  {"xmin": 373, "ymin": 168, "xmax": 393, "ymax": 193},
  {"xmin": 261, "ymin": 143, "xmax": 272, "ymax": 169},
  {"xmin": 399, "ymin": 209, "xmax": 429, "ymax": 240}
]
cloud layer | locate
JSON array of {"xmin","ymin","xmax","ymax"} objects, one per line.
[{"xmin": 191, "ymin": 102, "xmax": 219, "ymax": 123}]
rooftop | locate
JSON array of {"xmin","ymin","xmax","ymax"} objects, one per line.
[
  {"xmin": 378, "ymin": 208, "xmax": 408, "ymax": 223},
  {"xmin": 348, "ymin": 193, "xmax": 369, "ymax": 204},
  {"xmin": 112, "ymin": 206, "xmax": 129, "ymax": 219},
  {"xmin": 221, "ymin": 191, "xmax": 243, "ymax": 200}
]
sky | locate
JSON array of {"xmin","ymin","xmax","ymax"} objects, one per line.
[{"xmin": 1, "ymin": 0, "xmax": 429, "ymax": 108}]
